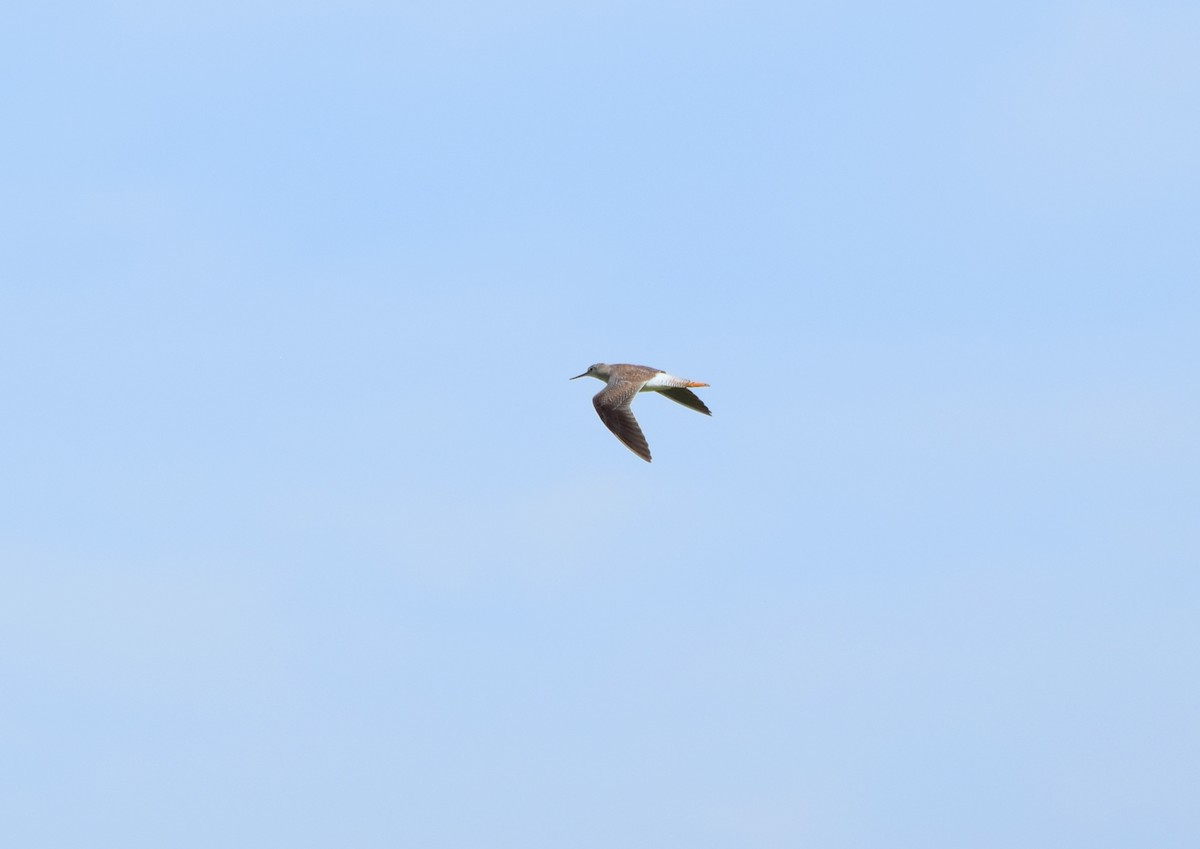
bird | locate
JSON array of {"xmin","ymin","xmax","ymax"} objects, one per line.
[{"xmin": 570, "ymin": 362, "xmax": 711, "ymax": 462}]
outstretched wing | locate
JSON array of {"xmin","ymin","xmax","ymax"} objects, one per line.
[
  {"xmin": 657, "ymin": 387, "xmax": 712, "ymax": 416},
  {"xmin": 593, "ymin": 380, "xmax": 652, "ymax": 462}
]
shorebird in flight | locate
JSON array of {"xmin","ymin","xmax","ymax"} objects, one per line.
[{"xmin": 570, "ymin": 363, "xmax": 711, "ymax": 462}]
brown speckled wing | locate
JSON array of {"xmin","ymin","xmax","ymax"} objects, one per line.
[
  {"xmin": 657, "ymin": 387, "xmax": 712, "ymax": 416},
  {"xmin": 593, "ymin": 380, "xmax": 652, "ymax": 462}
]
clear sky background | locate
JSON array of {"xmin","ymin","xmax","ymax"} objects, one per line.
[{"xmin": 3, "ymin": 2, "xmax": 1198, "ymax": 847}]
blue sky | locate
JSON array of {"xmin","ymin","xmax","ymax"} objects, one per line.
[{"xmin": 2, "ymin": 2, "xmax": 1198, "ymax": 847}]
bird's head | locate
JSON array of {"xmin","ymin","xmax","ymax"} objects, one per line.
[{"xmin": 569, "ymin": 363, "xmax": 610, "ymax": 381}]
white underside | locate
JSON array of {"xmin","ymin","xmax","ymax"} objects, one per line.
[{"xmin": 640, "ymin": 372, "xmax": 676, "ymax": 390}]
